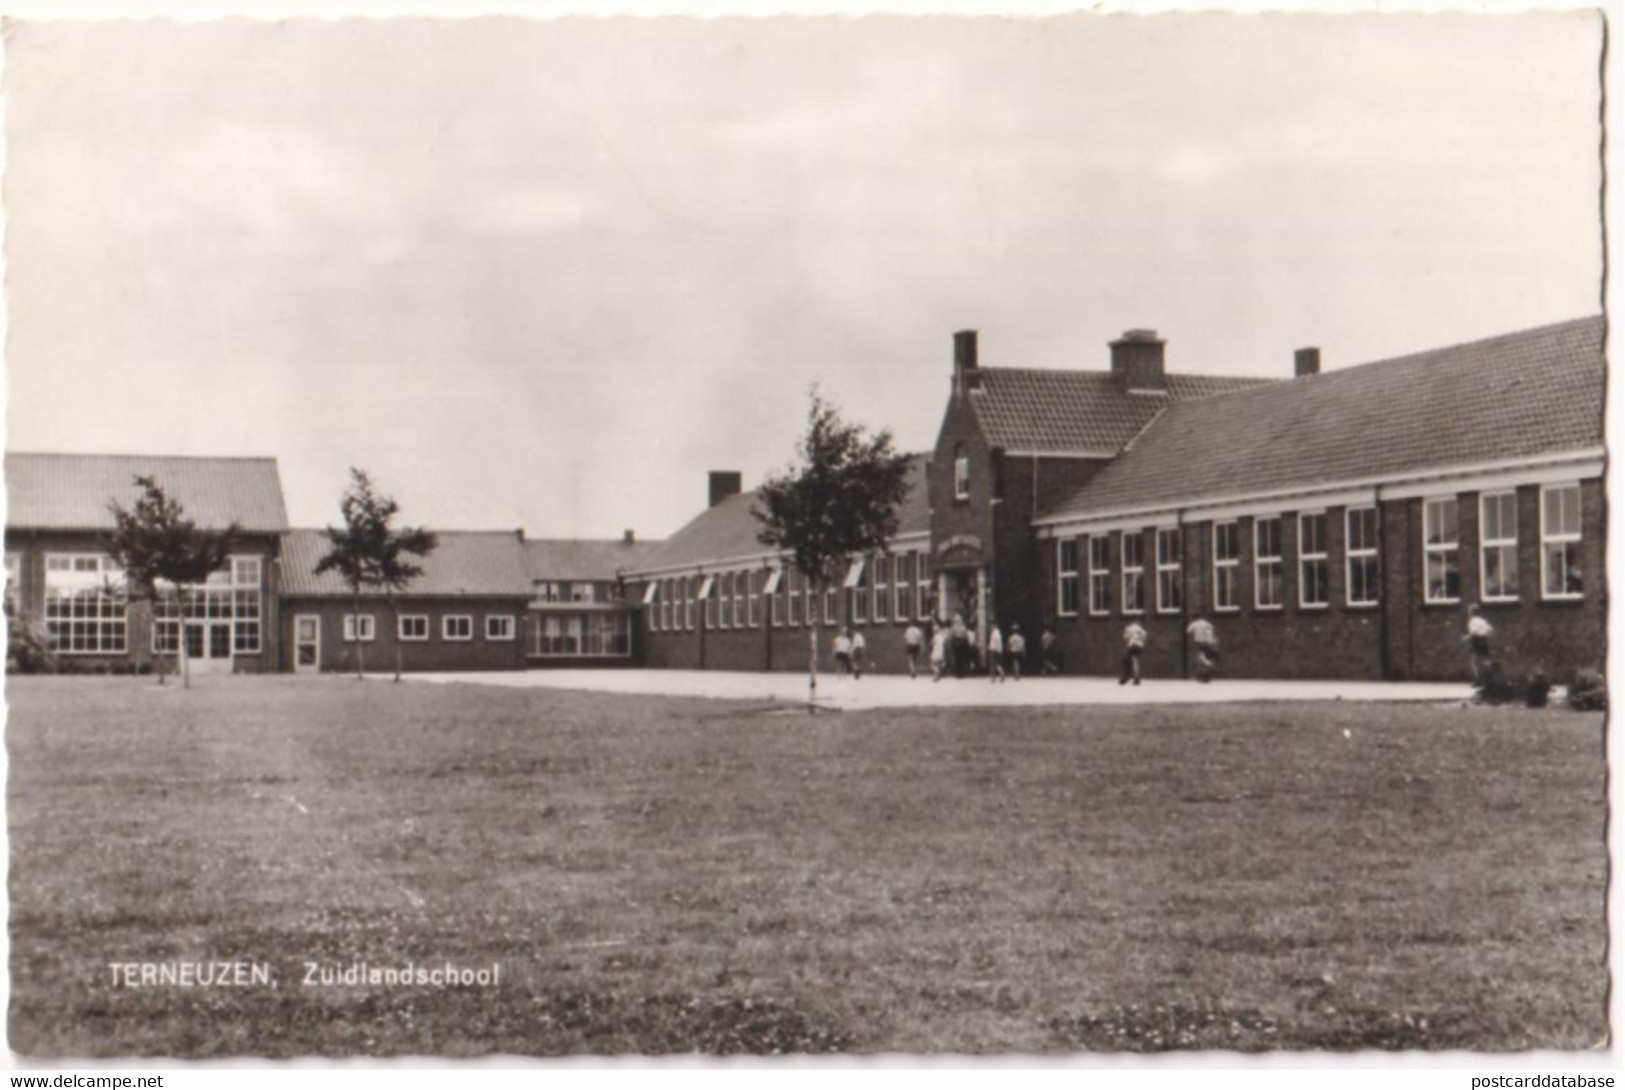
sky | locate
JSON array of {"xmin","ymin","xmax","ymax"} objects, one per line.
[{"xmin": 3, "ymin": 11, "xmax": 1604, "ymax": 540}]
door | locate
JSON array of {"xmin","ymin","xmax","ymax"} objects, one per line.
[
  {"xmin": 185, "ymin": 621, "xmax": 234, "ymax": 675},
  {"xmin": 294, "ymin": 615, "xmax": 321, "ymax": 673}
]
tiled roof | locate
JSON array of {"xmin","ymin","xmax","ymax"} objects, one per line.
[
  {"xmin": 5, "ymin": 452, "xmax": 288, "ymax": 533},
  {"xmin": 970, "ymin": 369, "xmax": 1274, "ymax": 453},
  {"xmin": 279, "ymin": 528, "xmax": 531, "ymax": 598},
  {"xmin": 523, "ymin": 538, "xmax": 665, "ymax": 582},
  {"xmin": 1041, "ymin": 315, "xmax": 1606, "ymax": 523},
  {"xmin": 628, "ymin": 453, "xmax": 932, "ymax": 574}
]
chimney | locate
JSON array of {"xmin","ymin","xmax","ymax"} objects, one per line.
[
  {"xmin": 1110, "ymin": 329, "xmax": 1167, "ymax": 392},
  {"xmin": 708, "ymin": 471, "xmax": 742, "ymax": 508},
  {"xmin": 953, "ymin": 329, "xmax": 981, "ymax": 396},
  {"xmin": 622, "ymin": 529, "xmax": 635, "ymax": 544},
  {"xmin": 1295, "ymin": 347, "xmax": 1321, "ymax": 378}
]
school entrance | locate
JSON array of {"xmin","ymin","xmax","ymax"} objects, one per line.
[{"xmin": 934, "ymin": 534, "xmax": 989, "ymax": 661}]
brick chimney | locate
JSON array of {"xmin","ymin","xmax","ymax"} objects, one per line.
[
  {"xmin": 953, "ymin": 329, "xmax": 981, "ymax": 396},
  {"xmin": 1295, "ymin": 347, "xmax": 1321, "ymax": 378},
  {"xmin": 622, "ymin": 529, "xmax": 635, "ymax": 544},
  {"xmin": 708, "ymin": 471, "xmax": 742, "ymax": 508},
  {"xmin": 1110, "ymin": 329, "xmax": 1167, "ymax": 392}
]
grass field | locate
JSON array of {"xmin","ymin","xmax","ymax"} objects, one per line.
[{"xmin": 6, "ymin": 675, "xmax": 1607, "ymax": 1055}]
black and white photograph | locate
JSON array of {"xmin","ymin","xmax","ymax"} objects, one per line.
[{"xmin": 0, "ymin": 0, "xmax": 1613, "ymax": 1075}]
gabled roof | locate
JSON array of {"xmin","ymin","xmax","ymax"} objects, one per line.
[
  {"xmin": 1040, "ymin": 315, "xmax": 1606, "ymax": 523},
  {"xmin": 279, "ymin": 528, "xmax": 531, "ymax": 598},
  {"xmin": 970, "ymin": 369, "xmax": 1274, "ymax": 454},
  {"xmin": 627, "ymin": 453, "xmax": 932, "ymax": 575},
  {"xmin": 523, "ymin": 537, "xmax": 665, "ymax": 582},
  {"xmin": 5, "ymin": 452, "xmax": 288, "ymax": 533}
]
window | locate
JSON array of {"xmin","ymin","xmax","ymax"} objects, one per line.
[
  {"xmin": 1155, "ymin": 528, "xmax": 1182, "ymax": 613},
  {"xmin": 768, "ymin": 570, "xmax": 783, "ymax": 627},
  {"xmin": 748, "ymin": 571, "xmax": 760, "ymax": 627},
  {"xmin": 954, "ymin": 447, "xmax": 970, "ymax": 501},
  {"xmin": 851, "ymin": 558, "xmax": 869, "ymax": 624},
  {"xmin": 678, "ymin": 576, "xmax": 691, "ymax": 630},
  {"xmin": 534, "ymin": 612, "xmax": 630, "ymax": 657},
  {"xmin": 44, "ymin": 553, "xmax": 126, "ymax": 654},
  {"xmin": 536, "ymin": 582, "xmax": 562, "ymax": 603},
  {"xmin": 1213, "ymin": 522, "xmax": 1240, "ymax": 612},
  {"xmin": 1254, "ymin": 517, "xmax": 1284, "ymax": 610},
  {"xmin": 1121, "ymin": 532, "xmax": 1145, "ymax": 615},
  {"xmin": 824, "ymin": 579, "xmax": 838, "ymax": 626},
  {"xmin": 718, "ymin": 573, "xmax": 732, "ymax": 629},
  {"xmin": 1346, "ymin": 507, "xmax": 1379, "ymax": 607},
  {"xmin": 1088, "ymin": 536, "xmax": 1110, "ymax": 616},
  {"xmin": 916, "ymin": 552, "xmax": 934, "ymax": 621},
  {"xmin": 443, "ymin": 615, "xmax": 473, "ymax": 641},
  {"xmin": 232, "ymin": 557, "xmax": 262, "ymax": 587},
  {"xmin": 1057, "ymin": 538, "xmax": 1080, "ymax": 617},
  {"xmin": 731, "ymin": 571, "xmax": 745, "ymax": 628},
  {"xmin": 646, "ymin": 584, "xmax": 658, "ymax": 631},
  {"xmin": 399, "ymin": 615, "xmax": 429, "ymax": 641},
  {"xmin": 893, "ymin": 554, "xmax": 912, "ymax": 621},
  {"xmin": 1423, "ymin": 496, "xmax": 1460, "ymax": 603},
  {"xmin": 658, "ymin": 579, "xmax": 670, "ymax": 630},
  {"xmin": 1541, "ymin": 483, "xmax": 1583, "ymax": 600},
  {"xmin": 343, "ymin": 614, "xmax": 376, "ymax": 642},
  {"xmin": 570, "ymin": 583, "xmax": 599, "ymax": 603},
  {"xmin": 486, "ymin": 615, "xmax": 515, "ymax": 641},
  {"xmin": 873, "ymin": 553, "xmax": 889, "ymax": 622},
  {"xmin": 788, "ymin": 570, "xmax": 802, "ymax": 626},
  {"xmin": 1480, "ymin": 492, "xmax": 1519, "ymax": 602},
  {"xmin": 1298, "ymin": 512, "xmax": 1329, "ymax": 608}
]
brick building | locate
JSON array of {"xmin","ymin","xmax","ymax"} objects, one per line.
[
  {"xmin": 4, "ymin": 453, "xmax": 288, "ymax": 674},
  {"xmin": 523, "ymin": 535, "xmax": 663, "ymax": 666}
]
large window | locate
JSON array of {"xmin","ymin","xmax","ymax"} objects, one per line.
[
  {"xmin": 894, "ymin": 554, "xmax": 913, "ymax": 621},
  {"xmin": 748, "ymin": 571, "xmax": 761, "ymax": 627},
  {"xmin": 44, "ymin": 553, "xmax": 127, "ymax": 654},
  {"xmin": 1480, "ymin": 491, "xmax": 1519, "ymax": 602},
  {"xmin": 1121, "ymin": 532, "xmax": 1145, "ymax": 615},
  {"xmin": 1088, "ymin": 536, "xmax": 1110, "ymax": 616},
  {"xmin": 1423, "ymin": 496, "xmax": 1460, "ymax": 603},
  {"xmin": 1346, "ymin": 507, "xmax": 1379, "ymax": 607},
  {"xmin": 916, "ymin": 552, "xmax": 934, "ymax": 620},
  {"xmin": 851, "ymin": 558, "xmax": 869, "ymax": 624},
  {"xmin": 1213, "ymin": 522, "xmax": 1240, "ymax": 612},
  {"xmin": 1541, "ymin": 483, "xmax": 1583, "ymax": 600},
  {"xmin": 534, "ymin": 613, "xmax": 632, "ymax": 657},
  {"xmin": 149, "ymin": 554, "xmax": 265, "ymax": 657},
  {"xmin": 1298, "ymin": 512, "xmax": 1329, "ymax": 608},
  {"xmin": 1155, "ymin": 528, "xmax": 1181, "ymax": 614},
  {"xmin": 678, "ymin": 576, "xmax": 691, "ymax": 630},
  {"xmin": 1254, "ymin": 517, "xmax": 1284, "ymax": 610},
  {"xmin": 1057, "ymin": 538, "xmax": 1079, "ymax": 617},
  {"xmin": 733, "ymin": 571, "xmax": 746, "ymax": 628},
  {"xmin": 873, "ymin": 553, "xmax": 889, "ymax": 622},
  {"xmin": 659, "ymin": 579, "xmax": 672, "ymax": 630}
]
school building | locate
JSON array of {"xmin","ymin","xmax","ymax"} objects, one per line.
[
  {"xmin": 4, "ymin": 314, "xmax": 1606, "ymax": 683},
  {"xmin": 624, "ymin": 315, "xmax": 1605, "ymax": 682}
]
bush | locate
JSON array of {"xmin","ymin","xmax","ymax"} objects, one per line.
[
  {"xmin": 1526, "ymin": 670, "xmax": 1551, "ymax": 709},
  {"xmin": 1569, "ymin": 669, "xmax": 1607, "ymax": 712},
  {"xmin": 1475, "ymin": 663, "xmax": 1524, "ymax": 706},
  {"xmin": 6, "ymin": 617, "xmax": 57, "ymax": 675}
]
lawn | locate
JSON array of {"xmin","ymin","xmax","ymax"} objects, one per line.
[{"xmin": 6, "ymin": 675, "xmax": 1607, "ymax": 1055}]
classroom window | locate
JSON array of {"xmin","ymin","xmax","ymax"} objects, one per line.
[
  {"xmin": 1346, "ymin": 506, "xmax": 1379, "ymax": 607},
  {"xmin": 1254, "ymin": 517, "xmax": 1284, "ymax": 610},
  {"xmin": 894, "ymin": 554, "xmax": 913, "ymax": 621},
  {"xmin": 1298, "ymin": 512, "xmax": 1329, "ymax": 608},
  {"xmin": 1155, "ymin": 528, "xmax": 1181, "ymax": 613},
  {"xmin": 486, "ymin": 615, "xmax": 515, "ymax": 641},
  {"xmin": 748, "ymin": 571, "xmax": 760, "ymax": 627},
  {"xmin": 1541, "ymin": 483, "xmax": 1583, "ymax": 600},
  {"xmin": 851, "ymin": 559, "xmax": 869, "ymax": 624},
  {"xmin": 873, "ymin": 553, "xmax": 889, "ymax": 622},
  {"xmin": 43, "ymin": 553, "xmax": 127, "ymax": 654},
  {"xmin": 535, "ymin": 614, "xmax": 625, "ymax": 657},
  {"xmin": 443, "ymin": 615, "xmax": 473, "ymax": 641},
  {"xmin": 399, "ymin": 615, "xmax": 429, "ymax": 641},
  {"xmin": 1479, "ymin": 491, "xmax": 1519, "ymax": 602},
  {"xmin": 732, "ymin": 571, "xmax": 745, "ymax": 628},
  {"xmin": 1057, "ymin": 538, "xmax": 1080, "ymax": 617},
  {"xmin": 646, "ymin": 585, "xmax": 658, "ymax": 631},
  {"xmin": 1087, "ymin": 536, "xmax": 1110, "ymax": 616},
  {"xmin": 343, "ymin": 614, "xmax": 376, "ymax": 642},
  {"xmin": 916, "ymin": 552, "xmax": 934, "ymax": 621},
  {"xmin": 1121, "ymin": 533, "xmax": 1146, "ymax": 615},
  {"xmin": 1213, "ymin": 522, "xmax": 1240, "ymax": 612},
  {"xmin": 1423, "ymin": 496, "xmax": 1460, "ymax": 603}
]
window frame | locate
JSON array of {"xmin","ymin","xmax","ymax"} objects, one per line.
[
  {"xmin": 894, "ymin": 553, "xmax": 912, "ymax": 622},
  {"xmin": 953, "ymin": 453, "xmax": 970, "ymax": 502},
  {"xmin": 343, "ymin": 614, "xmax": 377, "ymax": 643},
  {"xmin": 1120, "ymin": 531, "xmax": 1146, "ymax": 616},
  {"xmin": 1422, "ymin": 495, "xmax": 1461, "ymax": 605},
  {"xmin": 1297, "ymin": 511, "xmax": 1330, "ymax": 610},
  {"xmin": 1212, "ymin": 521, "xmax": 1240, "ymax": 613},
  {"xmin": 916, "ymin": 552, "xmax": 934, "ymax": 621},
  {"xmin": 1254, "ymin": 516, "xmax": 1284, "ymax": 612},
  {"xmin": 443, "ymin": 614, "xmax": 474, "ymax": 641},
  {"xmin": 1087, "ymin": 535, "xmax": 1110, "ymax": 617},
  {"xmin": 486, "ymin": 614, "xmax": 516, "ymax": 641},
  {"xmin": 399, "ymin": 614, "xmax": 430, "ymax": 642},
  {"xmin": 1478, "ymin": 490, "xmax": 1520, "ymax": 603},
  {"xmin": 1155, "ymin": 527, "xmax": 1181, "ymax": 614},
  {"xmin": 1057, "ymin": 537, "xmax": 1080, "ymax": 618},
  {"xmin": 1345, "ymin": 505, "xmax": 1380, "ymax": 608},
  {"xmin": 1540, "ymin": 482, "xmax": 1583, "ymax": 601},
  {"xmin": 873, "ymin": 552, "xmax": 889, "ymax": 623}
]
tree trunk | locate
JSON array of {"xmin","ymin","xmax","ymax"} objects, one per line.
[
  {"xmin": 354, "ymin": 589, "xmax": 366, "ymax": 680},
  {"xmin": 806, "ymin": 577, "xmax": 819, "ymax": 714},
  {"xmin": 178, "ymin": 587, "xmax": 191, "ymax": 690},
  {"xmin": 153, "ymin": 595, "xmax": 169, "ymax": 687}
]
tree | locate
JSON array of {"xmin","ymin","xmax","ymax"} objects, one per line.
[
  {"xmin": 108, "ymin": 476, "xmax": 239, "ymax": 689},
  {"xmin": 314, "ymin": 469, "xmax": 438, "ymax": 682},
  {"xmin": 754, "ymin": 390, "xmax": 913, "ymax": 711}
]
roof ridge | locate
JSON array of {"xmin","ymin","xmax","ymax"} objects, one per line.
[{"xmin": 6, "ymin": 450, "xmax": 281, "ymax": 462}]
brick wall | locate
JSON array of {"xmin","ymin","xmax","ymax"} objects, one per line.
[{"xmin": 282, "ymin": 597, "xmax": 529, "ymax": 673}]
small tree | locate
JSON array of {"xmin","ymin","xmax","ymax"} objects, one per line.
[
  {"xmin": 754, "ymin": 390, "xmax": 913, "ymax": 711},
  {"xmin": 315, "ymin": 469, "xmax": 437, "ymax": 682},
  {"xmin": 108, "ymin": 476, "xmax": 239, "ymax": 689}
]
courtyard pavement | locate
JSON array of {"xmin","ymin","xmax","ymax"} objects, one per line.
[{"xmin": 399, "ymin": 667, "xmax": 1472, "ymax": 710}]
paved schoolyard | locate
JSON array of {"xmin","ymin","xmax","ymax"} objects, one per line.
[{"xmin": 399, "ymin": 667, "xmax": 1471, "ymax": 710}]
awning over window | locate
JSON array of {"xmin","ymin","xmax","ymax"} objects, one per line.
[
  {"xmin": 696, "ymin": 575, "xmax": 715, "ymax": 600},
  {"xmin": 761, "ymin": 568, "xmax": 783, "ymax": 595},
  {"xmin": 640, "ymin": 582, "xmax": 658, "ymax": 606},
  {"xmin": 843, "ymin": 556, "xmax": 866, "ymax": 589}
]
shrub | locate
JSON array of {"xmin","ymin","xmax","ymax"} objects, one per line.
[
  {"xmin": 1569, "ymin": 669, "xmax": 1607, "ymax": 712},
  {"xmin": 1526, "ymin": 670, "xmax": 1551, "ymax": 709},
  {"xmin": 7, "ymin": 618, "xmax": 57, "ymax": 675},
  {"xmin": 1475, "ymin": 663, "xmax": 1524, "ymax": 706}
]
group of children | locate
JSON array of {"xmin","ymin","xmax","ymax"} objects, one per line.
[{"xmin": 1117, "ymin": 617, "xmax": 1222, "ymax": 685}]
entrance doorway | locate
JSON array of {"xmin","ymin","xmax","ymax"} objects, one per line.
[
  {"xmin": 294, "ymin": 615, "xmax": 321, "ymax": 673},
  {"xmin": 184, "ymin": 621, "xmax": 234, "ymax": 675}
]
